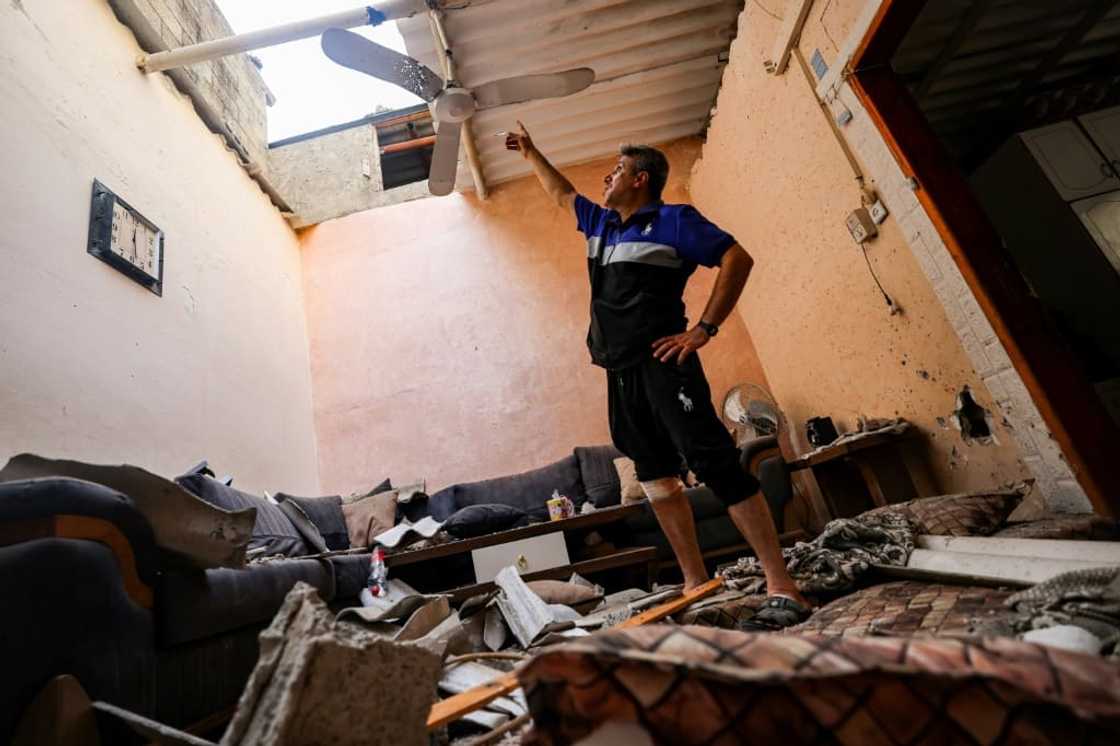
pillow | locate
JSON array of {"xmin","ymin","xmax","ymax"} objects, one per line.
[
  {"xmin": 444, "ymin": 503, "xmax": 529, "ymax": 539},
  {"xmin": 612, "ymin": 457, "xmax": 645, "ymax": 504},
  {"xmin": 340, "ymin": 489, "xmax": 398, "ymax": 548},
  {"xmin": 341, "ymin": 477, "xmax": 393, "ymax": 505},
  {"xmin": 274, "ymin": 497, "xmax": 329, "ymax": 554},
  {"xmin": 273, "ymin": 493, "xmax": 348, "ymax": 551},
  {"xmin": 861, "ymin": 487, "xmax": 1026, "ymax": 536},
  {"xmin": 574, "ymin": 445, "xmax": 623, "ymax": 508},
  {"xmin": 176, "ymin": 472, "xmax": 308, "ymax": 557},
  {"xmin": 789, "ymin": 581, "xmax": 1015, "ymax": 638},
  {"xmin": 526, "ymin": 579, "xmax": 603, "ymax": 610}
]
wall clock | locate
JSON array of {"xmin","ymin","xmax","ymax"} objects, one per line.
[{"xmin": 87, "ymin": 180, "xmax": 164, "ymax": 296}]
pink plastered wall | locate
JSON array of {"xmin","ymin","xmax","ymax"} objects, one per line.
[{"xmin": 300, "ymin": 138, "xmax": 770, "ymax": 495}]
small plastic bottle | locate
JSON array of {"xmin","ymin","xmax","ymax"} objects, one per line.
[{"xmin": 359, "ymin": 547, "xmax": 388, "ymax": 606}]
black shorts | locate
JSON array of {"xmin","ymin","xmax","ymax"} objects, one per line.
[{"xmin": 607, "ymin": 354, "xmax": 759, "ymax": 505}]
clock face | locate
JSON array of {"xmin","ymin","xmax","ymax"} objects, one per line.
[
  {"xmin": 88, "ymin": 180, "xmax": 164, "ymax": 296},
  {"xmin": 110, "ymin": 200, "xmax": 162, "ymax": 277}
]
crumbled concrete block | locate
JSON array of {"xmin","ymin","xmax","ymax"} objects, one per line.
[{"xmin": 221, "ymin": 582, "xmax": 441, "ymax": 746}]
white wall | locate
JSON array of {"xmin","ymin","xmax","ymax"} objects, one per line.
[{"xmin": 0, "ymin": 0, "xmax": 320, "ymax": 494}]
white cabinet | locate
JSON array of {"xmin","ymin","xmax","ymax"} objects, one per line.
[
  {"xmin": 1021, "ymin": 120, "xmax": 1120, "ymax": 201},
  {"xmin": 1079, "ymin": 106, "xmax": 1120, "ymax": 166},
  {"xmin": 1073, "ymin": 191, "xmax": 1120, "ymax": 275}
]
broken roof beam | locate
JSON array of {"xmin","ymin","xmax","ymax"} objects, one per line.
[{"xmin": 138, "ymin": 1, "xmax": 425, "ymax": 73}]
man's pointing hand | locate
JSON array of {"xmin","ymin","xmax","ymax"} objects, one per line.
[{"xmin": 505, "ymin": 121, "xmax": 534, "ymax": 159}]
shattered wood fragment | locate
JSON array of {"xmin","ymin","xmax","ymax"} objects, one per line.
[
  {"xmin": 483, "ymin": 606, "xmax": 509, "ymax": 651},
  {"xmin": 221, "ymin": 582, "xmax": 441, "ymax": 746}
]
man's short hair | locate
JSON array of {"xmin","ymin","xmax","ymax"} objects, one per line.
[{"xmin": 620, "ymin": 144, "xmax": 669, "ymax": 200}]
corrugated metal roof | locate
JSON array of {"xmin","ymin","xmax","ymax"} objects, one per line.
[
  {"xmin": 397, "ymin": 0, "xmax": 744, "ymax": 190},
  {"xmin": 892, "ymin": 0, "xmax": 1120, "ymax": 166}
]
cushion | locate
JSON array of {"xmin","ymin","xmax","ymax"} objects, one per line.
[
  {"xmin": 157, "ymin": 559, "xmax": 333, "ymax": 646},
  {"xmin": 341, "ymin": 477, "xmax": 393, "ymax": 505},
  {"xmin": 274, "ymin": 498, "xmax": 329, "ymax": 554},
  {"xmin": 574, "ymin": 445, "xmax": 623, "ymax": 508},
  {"xmin": 790, "ymin": 581, "xmax": 1015, "ymax": 638},
  {"xmin": 862, "ymin": 487, "xmax": 1025, "ymax": 536},
  {"xmin": 274, "ymin": 493, "xmax": 348, "ymax": 551},
  {"xmin": 0, "ymin": 453, "xmax": 254, "ymax": 568},
  {"xmin": 995, "ymin": 513, "xmax": 1120, "ymax": 541},
  {"xmin": 612, "ymin": 457, "xmax": 645, "ymax": 504},
  {"xmin": 444, "ymin": 503, "xmax": 529, "ymax": 539},
  {"xmin": 340, "ymin": 489, "xmax": 398, "ymax": 549},
  {"xmin": 427, "ymin": 454, "xmax": 584, "ymax": 521},
  {"xmin": 176, "ymin": 473, "xmax": 308, "ymax": 557},
  {"xmin": 0, "ymin": 478, "xmax": 161, "ymax": 587},
  {"xmin": 519, "ymin": 626, "xmax": 1120, "ymax": 745},
  {"xmin": 526, "ymin": 580, "xmax": 603, "ymax": 608}
]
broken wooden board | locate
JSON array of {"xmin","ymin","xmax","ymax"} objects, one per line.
[{"xmin": 425, "ymin": 577, "xmax": 724, "ymax": 730}]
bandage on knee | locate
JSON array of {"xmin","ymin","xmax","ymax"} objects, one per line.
[{"xmin": 640, "ymin": 477, "xmax": 684, "ymax": 502}]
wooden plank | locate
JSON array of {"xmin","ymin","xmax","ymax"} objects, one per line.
[
  {"xmin": 426, "ymin": 577, "xmax": 723, "ymax": 730},
  {"xmin": 917, "ymin": 535, "xmax": 1120, "ymax": 563},
  {"xmin": 847, "ymin": 0, "xmax": 1120, "ymax": 518},
  {"xmin": 767, "ymin": 0, "xmax": 815, "ymax": 76},
  {"xmin": 387, "ymin": 504, "xmax": 643, "ymax": 568},
  {"xmin": 448, "ymin": 547, "xmax": 657, "ymax": 603}
]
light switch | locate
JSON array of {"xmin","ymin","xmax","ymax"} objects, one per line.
[{"xmin": 869, "ymin": 200, "xmax": 889, "ymax": 224}]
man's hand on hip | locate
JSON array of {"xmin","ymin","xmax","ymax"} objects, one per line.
[{"xmin": 652, "ymin": 326, "xmax": 711, "ymax": 364}]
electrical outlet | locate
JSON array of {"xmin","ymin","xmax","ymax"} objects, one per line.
[
  {"xmin": 846, "ymin": 208, "xmax": 878, "ymax": 243},
  {"xmin": 869, "ymin": 199, "xmax": 889, "ymax": 224}
]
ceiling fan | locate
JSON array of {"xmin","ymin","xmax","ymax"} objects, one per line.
[{"xmin": 321, "ymin": 28, "xmax": 595, "ymax": 196}]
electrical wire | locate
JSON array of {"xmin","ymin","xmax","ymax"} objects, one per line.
[{"xmin": 860, "ymin": 241, "xmax": 899, "ymax": 314}]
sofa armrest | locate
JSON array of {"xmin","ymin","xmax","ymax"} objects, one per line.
[{"xmin": 0, "ymin": 478, "xmax": 158, "ymax": 608}]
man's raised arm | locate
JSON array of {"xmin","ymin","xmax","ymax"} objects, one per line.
[{"xmin": 505, "ymin": 121, "xmax": 576, "ymax": 212}]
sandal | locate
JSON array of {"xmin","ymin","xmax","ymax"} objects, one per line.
[{"xmin": 737, "ymin": 596, "xmax": 811, "ymax": 632}]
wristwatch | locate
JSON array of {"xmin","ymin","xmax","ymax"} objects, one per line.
[{"xmin": 698, "ymin": 320, "xmax": 719, "ymax": 337}]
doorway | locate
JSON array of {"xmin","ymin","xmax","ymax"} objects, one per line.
[{"xmin": 846, "ymin": 0, "xmax": 1120, "ymax": 516}]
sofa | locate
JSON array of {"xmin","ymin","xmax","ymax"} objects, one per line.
[{"xmin": 0, "ymin": 441, "xmax": 794, "ymax": 739}]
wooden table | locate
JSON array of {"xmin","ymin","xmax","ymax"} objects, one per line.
[
  {"xmin": 788, "ymin": 427, "xmax": 935, "ymax": 519},
  {"xmin": 385, "ymin": 503, "xmax": 656, "ymax": 601}
]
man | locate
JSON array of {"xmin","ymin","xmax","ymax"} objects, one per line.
[{"xmin": 506, "ymin": 122, "xmax": 810, "ymax": 630}]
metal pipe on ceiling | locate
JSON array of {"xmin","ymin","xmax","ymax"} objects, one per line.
[
  {"xmin": 137, "ymin": 0, "xmax": 425, "ymax": 73},
  {"xmin": 380, "ymin": 135, "xmax": 438, "ymax": 154}
]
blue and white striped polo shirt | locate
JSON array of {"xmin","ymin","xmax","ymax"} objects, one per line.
[{"xmin": 574, "ymin": 195, "xmax": 737, "ymax": 369}]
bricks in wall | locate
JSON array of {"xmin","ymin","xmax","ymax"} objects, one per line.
[{"xmin": 129, "ymin": 0, "xmax": 272, "ymax": 167}]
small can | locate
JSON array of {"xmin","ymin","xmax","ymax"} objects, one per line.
[{"xmin": 547, "ymin": 490, "xmax": 574, "ymax": 521}]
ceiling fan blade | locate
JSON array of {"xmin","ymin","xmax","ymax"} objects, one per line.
[
  {"xmin": 472, "ymin": 68, "xmax": 595, "ymax": 109},
  {"xmin": 321, "ymin": 28, "xmax": 444, "ymax": 103},
  {"xmin": 428, "ymin": 119, "xmax": 463, "ymax": 196}
]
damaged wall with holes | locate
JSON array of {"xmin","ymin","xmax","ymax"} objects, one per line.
[
  {"xmin": 689, "ymin": 0, "xmax": 1037, "ymax": 497},
  {"xmin": 0, "ymin": 0, "xmax": 320, "ymax": 494}
]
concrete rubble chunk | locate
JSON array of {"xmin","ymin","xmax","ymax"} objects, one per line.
[{"xmin": 221, "ymin": 582, "xmax": 441, "ymax": 746}]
